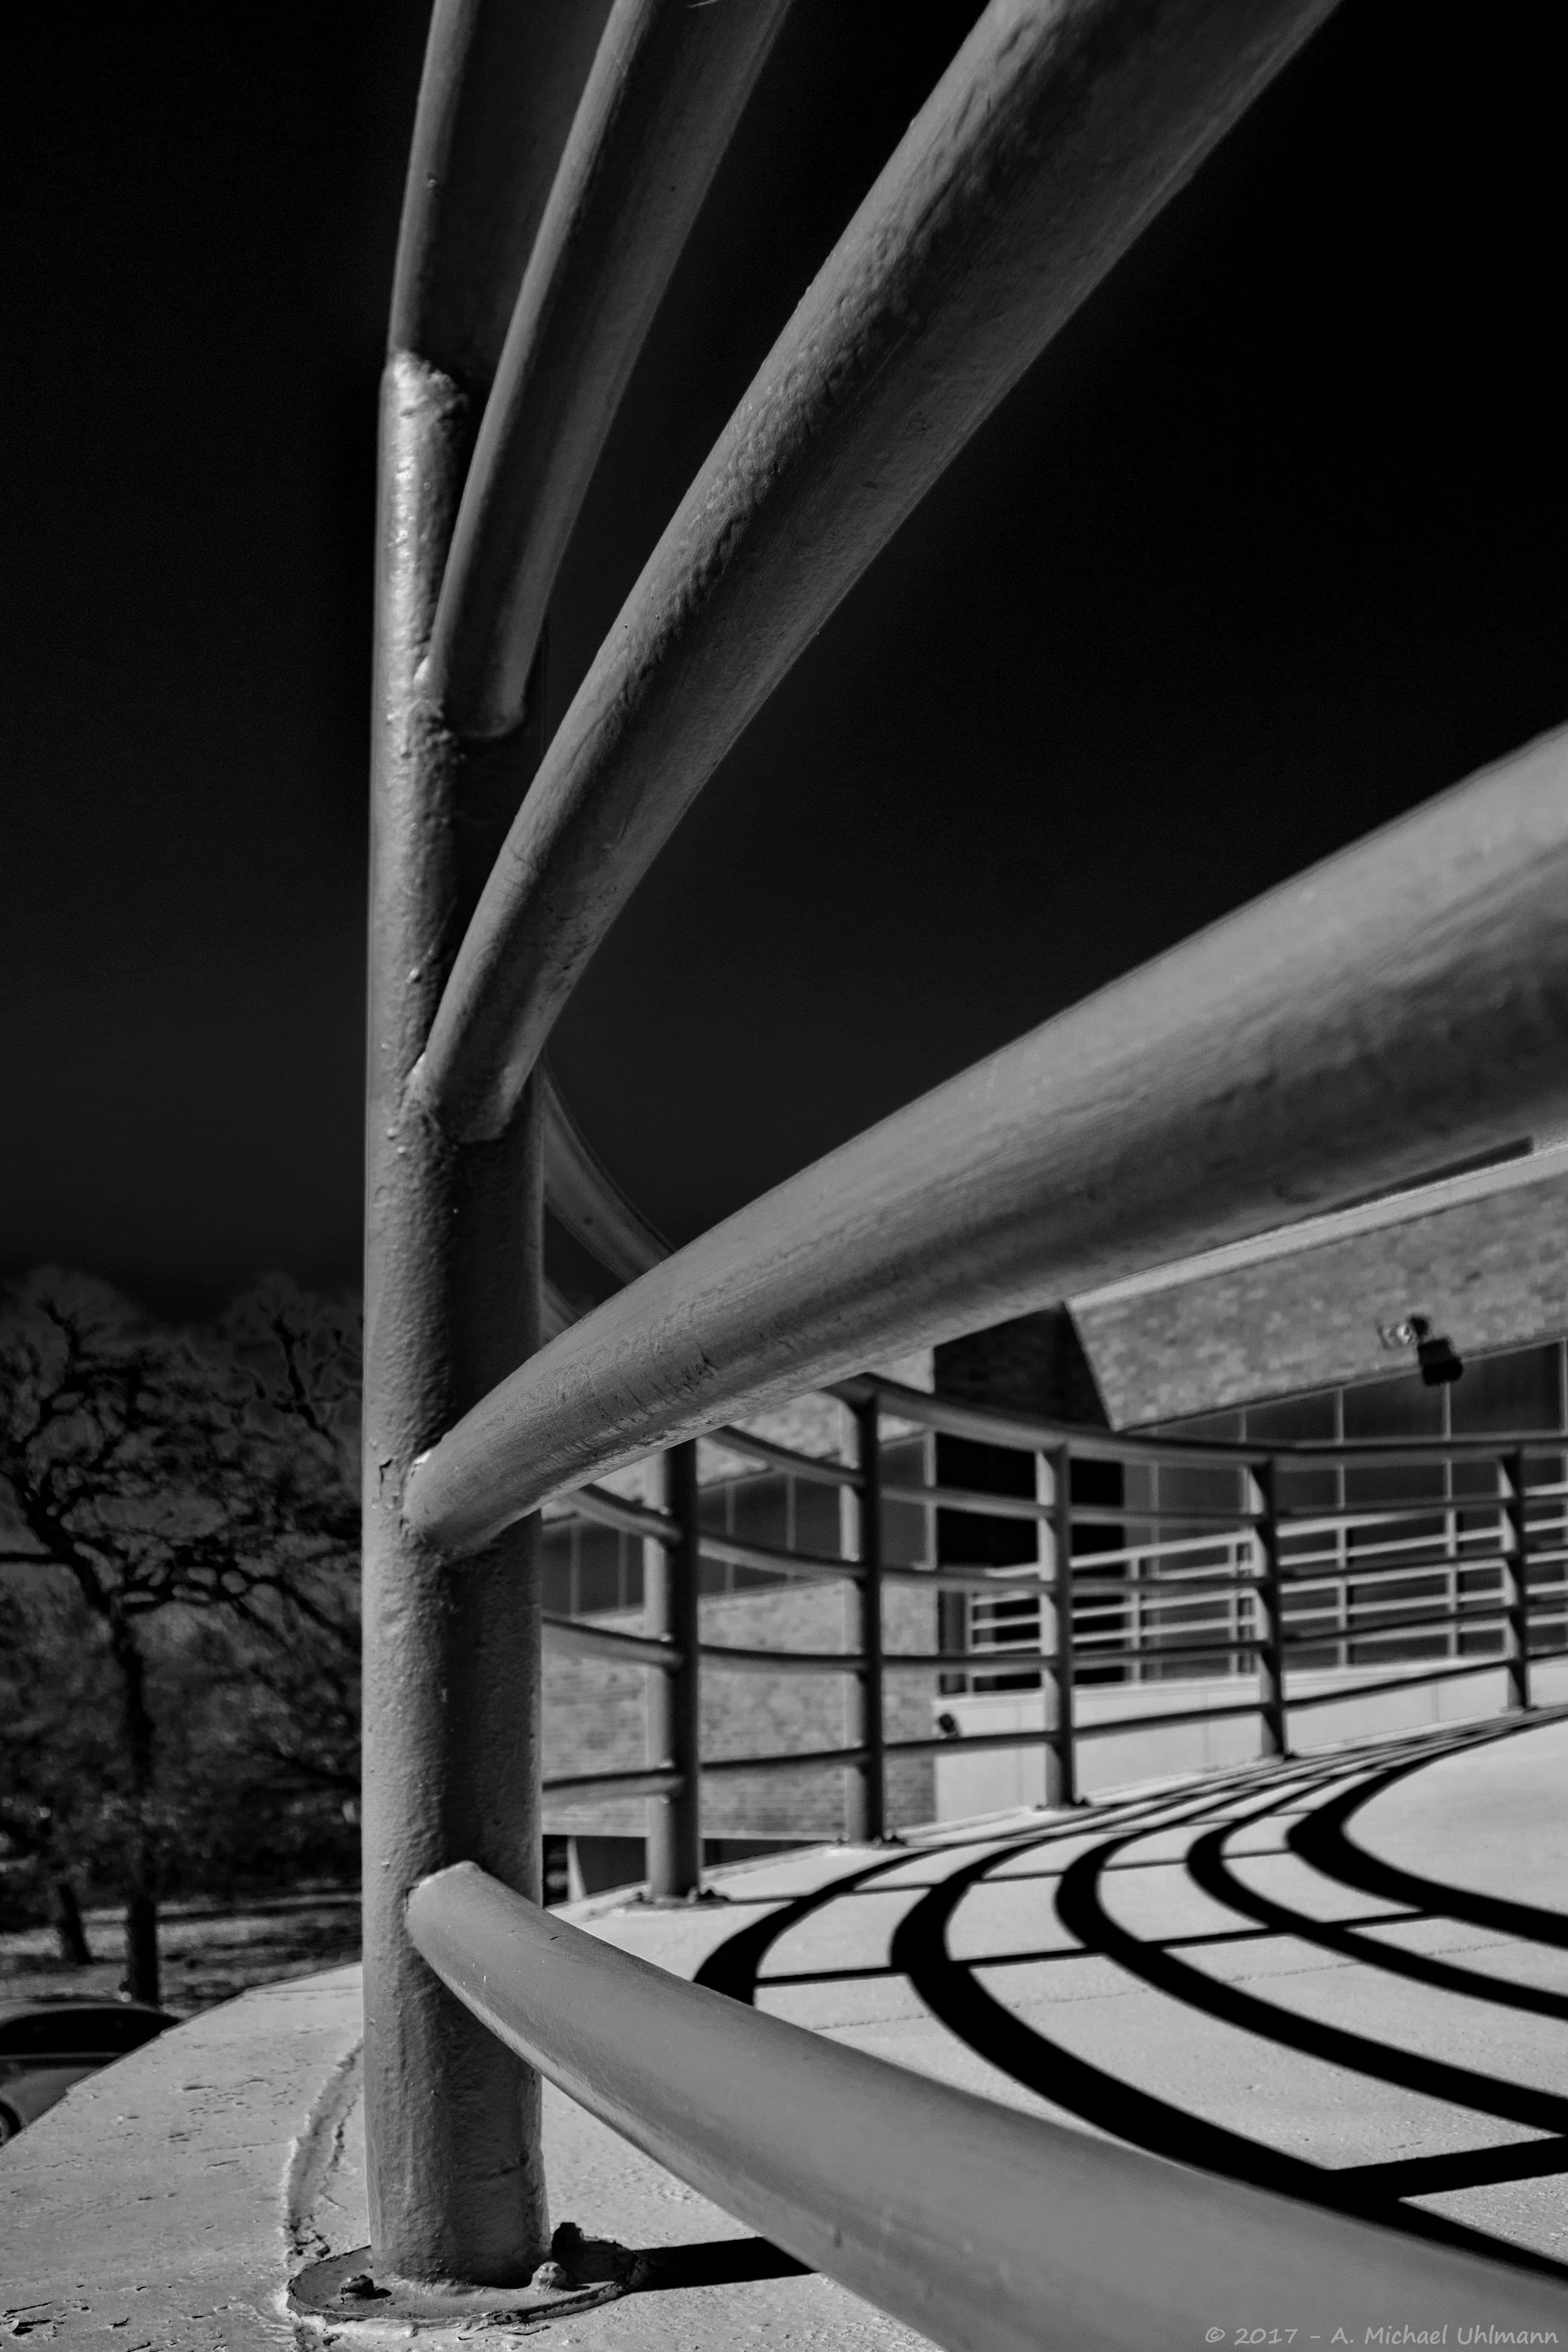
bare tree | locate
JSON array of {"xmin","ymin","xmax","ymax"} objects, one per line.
[
  {"xmin": 0, "ymin": 1577, "xmax": 117, "ymax": 1962},
  {"xmin": 0, "ymin": 1270, "xmax": 360, "ymax": 2002}
]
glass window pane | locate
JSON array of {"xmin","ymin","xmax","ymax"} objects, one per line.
[
  {"xmin": 1449, "ymin": 1342, "xmax": 1563, "ymax": 1437},
  {"xmin": 1246, "ymin": 1391, "xmax": 1336, "ymax": 1443},
  {"xmin": 578, "ymin": 1526, "xmax": 622, "ymax": 1614},
  {"xmin": 792, "ymin": 1479, "xmax": 843, "ymax": 1557},
  {"xmin": 733, "ymin": 1473, "xmax": 787, "ymax": 1550}
]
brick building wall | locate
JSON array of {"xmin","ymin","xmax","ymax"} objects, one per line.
[
  {"xmin": 543, "ymin": 1577, "xmax": 937, "ymax": 1837},
  {"xmin": 1074, "ymin": 1153, "xmax": 1568, "ymax": 1428}
]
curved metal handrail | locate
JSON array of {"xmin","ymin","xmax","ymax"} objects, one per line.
[
  {"xmin": 405, "ymin": 725, "xmax": 1568, "ymax": 1555},
  {"xmin": 390, "ymin": 0, "xmax": 612, "ymax": 393},
  {"xmin": 408, "ymin": 1863, "xmax": 1568, "ymax": 2352},
  {"xmin": 366, "ymin": 0, "xmax": 1568, "ymax": 2315},
  {"xmin": 424, "ymin": 0, "xmax": 794, "ymax": 737},
  {"xmin": 410, "ymin": 0, "xmax": 1340, "ymax": 1143}
]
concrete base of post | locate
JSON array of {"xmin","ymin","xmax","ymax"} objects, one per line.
[{"xmin": 289, "ymin": 2227, "xmax": 636, "ymax": 2331}]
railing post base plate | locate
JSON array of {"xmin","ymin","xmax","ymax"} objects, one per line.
[{"xmin": 289, "ymin": 2226, "xmax": 636, "ymax": 2332}]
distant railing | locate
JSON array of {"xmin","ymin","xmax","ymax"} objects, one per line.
[
  {"xmin": 361, "ymin": 0, "xmax": 1568, "ymax": 2332},
  {"xmin": 538, "ymin": 1377, "xmax": 1566, "ymax": 1850}
]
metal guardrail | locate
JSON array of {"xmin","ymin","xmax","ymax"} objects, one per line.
[
  {"xmin": 406, "ymin": 1861, "xmax": 1568, "ymax": 2352},
  {"xmin": 361, "ymin": 0, "xmax": 1568, "ymax": 2326},
  {"xmin": 537, "ymin": 1382, "xmax": 1566, "ymax": 1831}
]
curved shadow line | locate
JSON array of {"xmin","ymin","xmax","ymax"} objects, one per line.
[
  {"xmin": 693, "ymin": 1846, "xmax": 918, "ymax": 2002},
  {"xmin": 693, "ymin": 1749, "xmax": 1338, "ymax": 2005},
  {"xmin": 1187, "ymin": 1817, "xmax": 1568, "ymax": 2024},
  {"xmin": 1054, "ymin": 1829, "xmax": 1568, "ymax": 2137},
  {"xmin": 1288, "ymin": 1708, "xmax": 1568, "ymax": 1952},
  {"xmin": 888, "ymin": 1794, "xmax": 1568, "ymax": 2280},
  {"xmin": 1334, "ymin": 2139, "xmax": 1568, "ymax": 2202},
  {"xmin": 693, "ymin": 1718, "xmax": 1495, "ymax": 2008}
]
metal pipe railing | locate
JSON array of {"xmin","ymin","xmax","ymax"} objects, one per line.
[
  {"xmin": 390, "ymin": 0, "xmax": 611, "ymax": 393},
  {"xmin": 424, "ymin": 0, "xmax": 794, "ymax": 737},
  {"xmin": 361, "ymin": 353, "xmax": 557, "ymax": 2287},
  {"xmin": 370, "ymin": 0, "xmax": 1568, "ymax": 2321},
  {"xmin": 407, "ymin": 1864, "xmax": 1568, "ymax": 2352},
  {"xmin": 404, "ymin": 729, "xmax": 1568, "ymax": 1557},
  {"xmin": 644, "ymin": 1441, "xmax": 701, "ymax": 1898},
  {"xmin": 844, "ymin": 1396, "xmax": 885, "ymax": 1841},
  {"xmin": 538, "ymin": 1420, "xmax": 1563, "ymax": 1835},
  {"xmin": 411, "ymin": 0, "xmax": 1342, "ymax": 1148}
]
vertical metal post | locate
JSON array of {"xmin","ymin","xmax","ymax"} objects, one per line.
[
  {"xmin": 845, "ymin": 1399, "xmax": 885, "ymax": 1843},
  {"xmin": 1253, "ymin": 1459, "xmax": 1288, "ymax": 1758},
  {"xmin": 361, "ymin": 356, "xmax": 551, "ymax": 2284},
  {"xmin": 1501, "ymin": 1448, "xmax": 1533, "ymax": 1713},
  {"xmin": 1041, "ymin": 1446, "xmax": 1076, "ymax": 1808},
  {"xmin": 646, "ymin": 1441, "xmax": 702, "ymax": 1897}
]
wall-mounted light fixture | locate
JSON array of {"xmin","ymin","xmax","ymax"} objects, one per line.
[{"xmin": 1377, "ymin": 1312, "xmax": 1464, "ymax": 1386}]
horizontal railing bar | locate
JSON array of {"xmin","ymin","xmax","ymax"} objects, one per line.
[
  {"xmin": 1273, "ymin": 1433, "xmax": 1564, "ymax": 1463},
  {"xmin": 845, "ymin": 1379, "xmax": 1568, "ymax": 1472},
  {"xmin": 543, "ymin": 1765, "xmax": 684, "ymax": 1801},
  {"xmin": 425, "ymin": 0, "xmax": 794, "ymax": 737},
  {"xmin": 1064, "ymin": 1530, "xmax": 1255, "ymax": 1572},
  {"xmin": 1278, "ymin": 1496, "xmax": 1499, "ymax": 1530},
  {"xmin": 1079, "ymin": 1500, "xmax": 1263, "ymax": 1532},
  {"xmin": 692, "ymin": 1531, "xmax": 1076, "ymax": 1596},
  {"xmin": 1281, "ymin": 1604, "xmax": 1506, "ymax": 1647},
  {"xmin": 898, "ymin": 1485, "xmax": 1267, "ymax": 1532},
  {"xmin": 696, "ymin": 1533, "xmax": 855, "ymax": 1581},
  {"xmin": 1101, "ymin": 1636, "xmax": 1268, "ymax": 1667},
  {"xmin": 408, "ymin": 1865, "xmax": 1562, "ymax": 2350},
  {"xmin": 541, "ymin": 1063, "xmax": 670, "ymax": 1285},
  {"xmin": 699, "ymin": 1537, "xmax": 1270, "ymax": 1601},
  {"xmin": 700, "ymin": 1644, "xmax": 863, "ymax": 1677},
  {"xmin": 1069, "ymin": 1698, "xmax": 1285, "ymax": 1742},
  {"xmin": 1278, "ymin": 1544, "xmax": 1505, "ymax": 1582},
  {"xmin": 882, "ymin": 1725, "xmax": 1085, "ymax": 1763},
  {"xmin": 709, "ymin": 1425, "xmax": 863, "ymax": 1487},
  {"xmin": 1279, "ymin": 1536, "xmax": 1505, "ymax": 1578},
  {"xmin": 700, "ymin": 1644, "xmax": 983, "ymax": 1677},
  {"xmin": 701, "ymin": 1743, "xmax": 869, "ymax": 1778},
  {"xmin": 542, "ymin": 1622, "xmax": 980, "ymax": 1680},
  {"xmin": 883, "ymin": 1478, "xmax": 1054, "ymax": 1521},
  {"xmin": 390, "ymin": 1, "xmax": 610, "ymax": 390},
  {"xmin": 1283, "ymin": 1656, "xmax": 1508, "ymax": 1713},
  {"xmin": 881, "ymin": 1651, "xmax": 1001, "ymax": 1673},
  {"xmin": 405, "ymin": 723, "xmax": 1568, "ymax": 1558},
  {"xmin": 569, "ymin": 1481, "xmax": 677, "ymax": 1543},
  {"xmin": 1074, "ymin": 1573, "xmax": 1266, "ymax": 1599},
  {"xmin": 834, "ymin": 1375, "xmax": 1270, "ymax": 1466},
  {"xmin": 1305, "ymin": 1573, "xmax": 1507, "ymax": 1611},
  {"xmin": 411, "ymin": 0, "xmax": 1342, "ymax": 1149},
  {"xmin": 543, "ymin": 1613, "xmax": 679, "ymax": 1671}
]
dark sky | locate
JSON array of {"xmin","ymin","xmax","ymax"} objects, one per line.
[{"xmin": 4, "ymin": 2, "xmax": 1564, "ymax": 1319}]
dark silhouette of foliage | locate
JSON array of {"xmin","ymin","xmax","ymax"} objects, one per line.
[{"xmin": 0, "ymin": 1270, "xmax": 362, "ymax": 2001}]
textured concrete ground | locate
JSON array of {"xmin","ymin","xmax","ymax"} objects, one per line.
[{"xmin": 5, "ymin": 1711, "xmax": 1567, "ymax": 2348}]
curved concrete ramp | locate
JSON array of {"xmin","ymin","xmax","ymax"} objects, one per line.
[
  {"xmin": 4, "ymin": 1715, "xmax": 1566, "ymax": 2347},
  {"xmin": 576, "ymin": 1710, "xmax": 1568, "ymax": 2287}
]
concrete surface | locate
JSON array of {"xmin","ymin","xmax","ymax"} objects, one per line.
[{"xmin": 5, "ymin": 1712, "xmax": 1567, "ymax": 2347}]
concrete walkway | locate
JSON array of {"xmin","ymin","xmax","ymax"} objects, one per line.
[{"xmin": 5, "ymin": 1712, "xmax": 1567, "ymax": 2347}]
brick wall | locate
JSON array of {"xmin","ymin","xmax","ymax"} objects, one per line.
[
  {"xmin": 935, "ymin": 1306, "xmax": 1110, "ymax": 1424},
  {"xmin": 1075, "ymin": 1166, "xmax": 1568, "ymax": 1427},
  {"xmin": 543, "ymin": 1576, "xmax": 936, "ymax": 1837}
]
